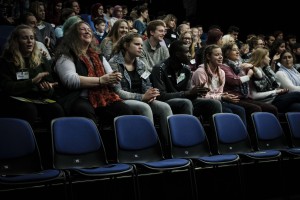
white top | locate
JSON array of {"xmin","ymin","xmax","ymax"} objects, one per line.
[{"xmin": 276, "ymin": 71, "xmax": 300, "ymax": 92}]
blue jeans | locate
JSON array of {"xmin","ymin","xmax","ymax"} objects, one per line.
[
  {"xmin": 124, "ymin": 99, "xmax": 173, "ymax": 143},
  {"xmin": 222, "ymin": 101, "xmax": 247, "ymax": 126}
]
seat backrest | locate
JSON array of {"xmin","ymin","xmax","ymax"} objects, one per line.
[
  {"xmin": 51, "ymin": 117, "xmax": 107, "ymax": 169},
  {"xmin": 167, "ymin": 114, "xmax": 212, "ymax": 158},
  {"xmin": 0, "ymin": 118, "xmax": 42, "ymax": 175},
  {"xmin": 114, "ymin": 115, "xmax": 163, "ymax": 163},
  {"xmin": 286, "ymin": 112, "xmax": 300, "ymax": 147},
  {"xmin": 212, "ymin": 113, "xmax": 254, "ymax": 154},
  {"xmin": 0, "ymin": 25, "xmax": 15, "ymax": 54},
  {"xmin": 252, "ymin": 112, "xmax": 288, "ymax": 150}
]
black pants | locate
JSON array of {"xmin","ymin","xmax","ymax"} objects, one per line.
[
  {"xmin": 0, "ymin": 96, "xmax": 65, "ymax": 126},
  {"xmin": 69, "ymin": 97, "xmax": 133, "ymax": 125}
]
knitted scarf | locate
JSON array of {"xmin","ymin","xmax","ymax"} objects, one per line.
[
  {"xmin": 224, "ymin": 59, "xmax": 249, "ymax": 97},
  {"xmin": 80, "ymin": 49, "xmax": 121, "ymax": 108}
]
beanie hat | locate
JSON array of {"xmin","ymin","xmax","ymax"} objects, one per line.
[{"xmin": 62, "ymin": 15, "xmax": 82, "ymax": 34}]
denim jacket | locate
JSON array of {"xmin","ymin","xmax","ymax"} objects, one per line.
[{"xmin": 109, "ymin": 52, "xmax": 152, "ymax": 101}]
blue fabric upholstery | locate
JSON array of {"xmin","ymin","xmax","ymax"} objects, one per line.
[
  {"xmin": 252, "ymin": 112, "xmax": 283, "ymax": 140},
  {"xmin": 51, "ymin": 117, "xmax": 137, "ymax": 200},
  {"xmin": 0, "ymin": 118, "xmax": 35, "ymax": 159},
  {"xmin": 168, "ymin": 114, "xmax": 206, "ymax": 147},
  {"xmin": 213, "ymin": 113, "xmax": 248, "ymax": 143},
  {"xmin": 0, "ymin": 118, "xmax": 66, "ymax": 195},
  {"xmin": 114, "ymin": 115, "xmax": 196, "ymax": 200},
  {"xmin": 52, "ymin": 117, "xmax": 101, "ymax": 154},
  {"xmin": 114, "ymin": 115, "xmax": 158, "ymax": 150}
]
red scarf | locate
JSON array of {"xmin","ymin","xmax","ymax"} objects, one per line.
[{"xmin": 80, "ymin": 49, "xmax": 122, "ymax": 108}]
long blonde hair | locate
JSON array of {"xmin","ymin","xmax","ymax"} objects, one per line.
[
  {"xmin": 179, "ymin": 31, "xmax": 196, "ymax": 58},
  {"xmin": 1, "ymin": 24, "xmax": 42, "ymax": 69},
  {"xmin": 248, "ymin": 48, "xmax": 269, "ymax": 67}
]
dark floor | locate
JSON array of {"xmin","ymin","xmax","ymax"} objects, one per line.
[{"xmin": 2, "ymin": 158, "xmax": 300, "ymax": 200}]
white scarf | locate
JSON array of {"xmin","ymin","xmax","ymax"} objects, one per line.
[{"xmin": 278, "ymin": 63, "xmax": 300, "ymax": 86}]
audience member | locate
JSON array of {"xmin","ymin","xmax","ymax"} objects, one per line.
[
  {"xmin": 276, "ymin": 50, "xmax": 300, "ymax": 92},
  {"xmin": 133, "ymin": 4, "xmax": 148, "ymax": 36},
  {"xmin": 227, "ymin": 25, "xmax": 243, "ymax": 49},
  {"xmin": 163, "ymin": 14, "xmax": 178, "ymax": 47},
  {"xmin": 90, "ymin": 3, "xmax": 108, "ymax": 30},
  {"xmin": 221, "ymin": 42, "xmax": 278, "ymax": 124},
  {"xmin": 151, "ymin": 40, "xmax": 222, "ymax": 122},
  {"xmin": 20, "ymin": 12, "xmax": 52, "ymax": 60},
  {"xmin": 109, "ymin": 32, "xmax": 173, "ymax": 145},
  {"xmin": 53, "ymin": 21, "xmax": 132, "ymax": 124},
  {"xmin": 0, "ymin": 24, "xmax": 64, "ymax": 125},
  {"xmin": 249, "ymin": 48, "xmax": 300, "ymax": 112},
  {"xmin": 64, "ymin": 0, "xmax": 80, "ymax": 15},
  {"xmin": 110, "ymin": 5, "xmax": 123, "ymax": 27},
  {"xmin": 93, "ymin": 17, "xmax": 108, "ymax": 45},
  {"xmin": 29, "ymin": 1, "xmax": 56, "ymax": 52},
  {"xmin": 192, "ymin": 44, "xmax": 247, "ymax": 125},
  {"xmin": 196, "ymin": 28, "xmax": 223, "ymax": 66},
  {"xmin": 179, "ymin": 30, "xmax": 197, "ymax": 71},
  {"xmin": 140, "ymin": 20, "xmax": 169, "ymax": 72},
  {"xmin": 269, "ymin": 39, "xmax": 286, "ymax": 72},
  {"xmin": 291, "ymin": 43, "xmax": 300, "ymax": 71},
  {"xmin": 100, "ymin": 19, "xmax": 129, "ymax": 61}
]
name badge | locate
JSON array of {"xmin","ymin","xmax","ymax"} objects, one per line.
[
  {"xmin": 171, "ymin": 34, "xmax": 177, "ymax": 38},
  {"xmin": 16, "ymin": 69, "xmax": 29, "ymax": 80},
  {"xmin": 141, "ymin": 71, "xmax": 151, "ymax": 79},
  {"xmin": 177, "ymin": 73, "xmax": 185, "ymax": 84}
]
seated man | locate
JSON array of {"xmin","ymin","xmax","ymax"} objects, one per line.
[{"xmin": 150, "ymin": 40, "xmax": 222, "ymax": 122}]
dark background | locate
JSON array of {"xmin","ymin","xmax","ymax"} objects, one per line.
[{"xmin": 78, "ymin": 0, "xmax": 298, "ymax": 42}]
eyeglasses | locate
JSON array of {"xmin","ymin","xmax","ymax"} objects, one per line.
[
  {"xmin": 183, "ymin": 37, "xmax": 192, "ymax": 40},
  {"xmin": 79, "ymin": 27, "xmax": 92, "ymax": 32}
]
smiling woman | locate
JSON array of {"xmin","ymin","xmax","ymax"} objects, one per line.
[{"xmin": 53, "ymin": 20, "xmax": 133, "ymax": 126}]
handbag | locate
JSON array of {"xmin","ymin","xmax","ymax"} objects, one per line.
[
  {"xmin": 253, "ymin": 66, "xmax": 279, "ymax": 92},
  {"xmin": 253, "ymin": 76, "xmax": 271, "ymax": 92}
]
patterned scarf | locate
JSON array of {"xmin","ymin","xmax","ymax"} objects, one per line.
[
  {"xmin": 224, "ymin": 59, "xmax": 249, "ymax": 97},
  {"xmin": 79, "ymin": 48, "xmax": 122, "ymax": 108}
]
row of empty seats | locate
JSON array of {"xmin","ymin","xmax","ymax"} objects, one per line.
[{"xmin": 1, "ymin": 112, "xmax": 300, "ymax": 199}]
